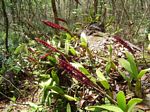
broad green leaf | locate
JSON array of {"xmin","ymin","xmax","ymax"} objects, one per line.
[
  {"xmin": 117, "ymin": 91, "xmax": 126, "ymax": 111},
  {"xmin": 69, "ymin": 46, "xmax": 77, "ymax": 55},
  {"xmin": 125, "ymin": 52, "xmax": 138, "ymax": 78},
  {"xmin": 64, "ymin": 94, "xmax": 78, "ymax": 101},
  {"xmin": 127, "ymin": 98, "xmax": 143, "ymax": 112},
  {"xmin": 40, "ymin": 78, "xmax": 53, "ymax": 88},
  {"xmin": 105, "ymin": 62, "xmax": 112, "ymax": 74},
  {"xmin": 66, "ymin": 103, "xmax": 71, "ymax": 112},
  {"xmin": 96, "ymin": 69, "xmax": 110, "ymax": 89},
  {"xmin": 71, "ymin": 62, "xmax": 90, "ymax": 75},
  {"xmin": 51, "ymin": 70, "xmax": 59, "ymax": 85},
  {"xmin": 85, "ymin": 105, "xmax": 124, "ymax": 112},
  {"xmin": 119, "ymin": 58, "xmax": 133, "ymax": 76},
  {"xmin": 137, "ymin": 68, "xmax": 150, "ymax": 79},
  {"xmin": 47, "ymin": 56, "xmax": 57, "ymax": 64},
  {"xmin": 47, "ymin": 86, "xmax": 64, "ymax": 95},
  {"xmin": 66, "ymin": 33, "xmax": 72, "ymax": 40},
  {"xmin": 71, "ymin": 62, "xmax": 97, "ymax": 84}
]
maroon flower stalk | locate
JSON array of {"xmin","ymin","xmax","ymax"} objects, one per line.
[
  {"xmin": 28, "ymin": 56, "xmax": 38, "ymax": 63},
  {"xmin": 35, "ymin": 38, "xmax": 67, "ymax": 61},
  {"xmin": 34, "ymin": 38, "xmax": 116, "ymax": 104},
  {"xmin": 59, "ymin": 58, "xmax": 98, "ymax": 89},
  {"xmin": 42, "ymin": 20, "xmax": 69, "ymax": 32},
  {"xmin": 113, "ymin": 36, "xmax": 135, "ymax": 54}
]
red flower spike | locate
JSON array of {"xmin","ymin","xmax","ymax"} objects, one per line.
[
  {"xmin": 35, "ymin": 38, "xmax": 67, "ymax": 61},
  {"xmin": 40, "ymin": 53, "xmax": 51, "ymax": 59},
  {"xmin": 35, "ymin": 38, "xmax": 60, "ymax": 53},
  {"xmin": 59, "ymin": 59, "xmax": 98, "ymax": 88},
  {"xmin": 27, "ymin": 56, "xmax": 38, "ymax": 63},
  {"xmin": 55, "ymin": 18, "xmax": 67, "ymax": 24},
  {"xmin": 113, "ymin": 36, "xmax": 135, "ymax": 54},
  {"xmin": 42, "ymin": 20, "xmax": 69, "ymax": 32}
]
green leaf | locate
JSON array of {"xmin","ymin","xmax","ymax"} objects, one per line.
[
  {"xmin": 69, "ymin": 46, "xmax": 77, "ymax": 55},
  {"xmin": 71, "ymin": 62, "xmax": 97, "ymax": 84},
  {"xmin": 71, "ymin": 62, "xmax": 90, "ymax": 75},
  {"xmin": 118, "ymin": 58, "xmax": 133, "ymax": 76},
  {"xmin": 51, "ymin": 70, "xmax": 59, "ymax": 85},
  {"xmin": 137, "ymin": 68, "xmax": 150, "ymax": 79},
  {"xmin": 10, "ymin": 96, "xmax": 16, "ymax": 102},
  {"xmin": 125, "ymin": 52, "xmax": 138, "ymax": 78},
  {"xmin": 45, "ymin": 92, "xmax": 51, "ymax": 106},
  {"xmin": 39, "ymin": 78, "xmax": 53, "ymax": 88},
  {"xmin": 108, "ymin": 45, "xmax": 113, "ymax": 56},
  {"xmin": 96, "ymin": 69, "xmax": 110, "ymax": 89},
  {"xmin": 66, "ymin": 103, "xmax": 71, "ymax": 112},
  {"xmin": 117, "ymin": 91, "xmax": 126, "ymax": 111},
  {"xmin": 105, "ymin": 62, "xmax": 112, "ymax": 74},
  {"xmin": 64, "ymin": 94, "xmax": 78, "ymax": 101},
  {"xmin": 66, "ymin": 33, "xmax": 72, "ymax": 40},
  {"xmin": 85, "ymin": 105, "xmax": 124, "ymax": 112},
  {"xmin": 14, "ymin": 44, "xmax": 27, "ymax": 54},
  {"xmin": 127, "ymin": 98, "xmax": 143, "ymax": 112},
  {"xmin": 48, "ymin": 86, "xmax": 64, "ymax": 95}
]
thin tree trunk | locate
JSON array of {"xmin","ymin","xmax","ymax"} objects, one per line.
[
  {"xmin": 51, "ymin": 0, "xmax": 59, "ymax": 24},
  {"xmin": 1, "ymin": 0, "xmax": 9, "ymax": 53},
  {"xmin": 93, "ymin": 0, "xmax": 98, "ymax": 18}
]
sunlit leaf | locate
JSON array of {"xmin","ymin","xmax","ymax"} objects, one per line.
[
  {"xmin": 85, "ymin": 105, "xmax": 124, "ymax": 112},
  {"xmin": 137, "ymin": 68, "xmax": 150, "ymax": 79},
  {"xmin": 66, "ymin": 103, "xmax": 71, "ymax": 112},
  {"xmin": 125, "ymin": 52, "xmax": 138, "ymax": 78},
  {"xmin": 64, "ymin": 94, "xmax": 78, "ymax": 101},
  {"xmin": 105, "ymin": 62, "xmax": 112, "ymax": 74},
  {"xmin": 39, "ymin": 78, "xmax": 53, "ymax": 88},
  {"xmin": 119, "ymin": 58, "xmax": 133, "ymax": 76},
  {"xmin": 51, "ymin": 70, "xmax": 59, "ymax": 85},
  {"xmin": 71, "ymin": 62, "xmax": 97, "ymax": 84},
  {"xmin": 96, "ymin": 69, "xmax": 110, "ymax": 89},
  {"xmin": 47, "ymin": 85, "xmax": 64, "ymax": 95},
  {"xmin": 127, "ymin": 98, "xmax": 142, "ymax": 112},
  {"xmin": 117, "ymin": 91, "xmax": 126, "ymax": 111},
  {"xmin": 69, "ymin": 46, "xmax": 77, "ymax": 55}
]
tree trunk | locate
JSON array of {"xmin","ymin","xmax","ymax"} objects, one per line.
[
  {"xmin": 1, "ymin": 0, "xmax": 9, "ymax": 53},
  {"xmin": 51, "ymin": 0, "xmax": 59, "ymax": 24},
  {"xmin": 93, "ymin": 0, "xmax": 98, "ymax": 18}
]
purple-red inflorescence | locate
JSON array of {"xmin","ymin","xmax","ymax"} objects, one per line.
[
  {"xmin": 35, "ymin": 38, "xmax": 60, "ymax": 53},
  {"xmin": 113, "ymin": 36, "xmax": 135, "ymax": 54},
  {"xmin": 59, "ymin": 58, "xmax": 97, "ymax": 88},
  {"xmin": 42, "ymin": 20, "xmax": 69, "ymax": 32}
]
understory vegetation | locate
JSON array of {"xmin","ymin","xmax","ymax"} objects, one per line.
[{"xmin": 0, "ymin": 0, "xmax": 150, "ymax": 112}]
